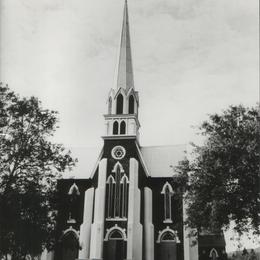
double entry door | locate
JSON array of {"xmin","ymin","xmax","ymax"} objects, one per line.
[
  {"xmin": 104, "ymin": 239, "xmax": 126, "ymax": 260},
  {"xmin": 158, "ymin": 242, "xmax": 177, "ymax": 260}
]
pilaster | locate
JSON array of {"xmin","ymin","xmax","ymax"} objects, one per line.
[
  {"xmin": 144, "ymin": 187, "xmax": 154, "ymax": 260},
  {"xmin": 126, "ymin": 158, "xmax": 142, "ymax": 260},
  {"xmin": 89, "ymin": 159, "xmax": 107, "ymax": 260},
  {"xmin": 183, "ymin": 196, "xmax": 198, "ymax": 260},
  {"xmin": 78, "ymin": 187, "xmax": 94, "ymax": 260}
]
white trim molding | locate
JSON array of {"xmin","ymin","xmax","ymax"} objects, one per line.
[
  {"xmin": 112, "ymin": 161, "xmax": 125, "ymax": 173},
  {"xmin": 106, "ymin": 175, "xmax": 116, "ymax": 184},
  {"xmin": 68, "ymin": 183, "xmax": 80, "ymax": 195},
  {"xmin": 161, "ymin": 182, "xmax": 174, "ymax": 194},
  {"xmin": 209, "ymin": 248, "xmax": 219, "ymax": 258},
  {"xmin": 104, "ymin": 224, "xmax": 127, "ymax": 241},
  {"xmin": 161, "ymin": 182, "xmax": 174, "ymax": 223},
  {"xmin": 120, "ymin": 174, "xmax": 129, "ymax": 184},
  {"xmin": 156, "ymin": 226, "xmax": 180, "ymax": 243},
  {"xmin": 61, "ymin": 226, "xmax": 79, "ymax": 240},
  {"xmin": 89, "ymin": 159, "xmax": 108, "ymax": 260}
]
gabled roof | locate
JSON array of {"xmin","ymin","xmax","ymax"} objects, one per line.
[
  {"xmin": 140, "ymin": 144, "xmax": 186, "ymax": 177},
  {"xmin": 63, "ymin": 144, "xmax": 186, "ymax": 179},
  {"xmin": 62, "ymin": 146, "xmax": 103, "ymax": 179}
]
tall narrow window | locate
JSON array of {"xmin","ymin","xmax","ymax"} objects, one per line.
[
  {"xmin": 120, "ymin": 121, "xmax": 126, "ymax": 134},
  {"xmin": 114, "ymin": 165, "xmax": 122, "ymax": 217},
  {"xmin": 116, "ymin": 94, "xmax": 124, "ymax": 114},
  {"xmin": 165, "ymin": 186, "xmax": 171, "ymax": 221},
  {"xmin": 128, "ymin": 95, "xmax": 135, "ymax": 114},
  {"xmin": 161, "ymin": 182, "xmax": 173, "ymax": 223},
  {"xmin": 108, "ymin": 97, "xmax": 112, "ymax": 114},
  {"xmin": 68, "ymin": 183, "xmax": 80, "ymax": 223},
  {"xmin": 121, "ymin": 175, "xmax": 129, "ymax": 218},
  {"xmin": 212, "ymin": 251, "xmax": 217, "ymax": 260},
  {"xmin": 106, "ymin": 175, "xmax": 115, "ymax": 218},
  {"xmin": 113, "ymin": 121, "xmax": 119, "ymax": 135}
]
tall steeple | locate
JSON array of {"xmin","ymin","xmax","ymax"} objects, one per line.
[
  {"xmin": 117, "ymin": 0, "xmax": 134, "ymax": 91},
  {"xmin": 103, "ymin": 0, "xmax": 140, "ymax": 140}
]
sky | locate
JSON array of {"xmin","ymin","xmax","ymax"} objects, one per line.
[{"xmin": 0, "ymin": 0, "xmax": 259, "ymax": 252}]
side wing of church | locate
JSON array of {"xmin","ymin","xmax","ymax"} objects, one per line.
[{"xmin": 53, "ymin": 1, "xmax": 226, "ymax": 260}]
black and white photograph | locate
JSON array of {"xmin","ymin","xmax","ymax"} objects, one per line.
[{"xmin": 0, "ymin": 0, "xmax": 259, "ymax": 260}]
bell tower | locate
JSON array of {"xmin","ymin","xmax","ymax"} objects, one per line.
[{"xmin": 104, "ymin": 0, "xmax": 140, "ymax": 140}]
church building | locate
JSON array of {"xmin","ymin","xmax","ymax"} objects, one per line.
[{"xmin": 54, "ymin": 1, "xmax": 226, "ymax": 260}]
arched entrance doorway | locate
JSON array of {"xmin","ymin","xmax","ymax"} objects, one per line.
[
  {"xmin": 103, "ymin": 226, "xmax": 127, "ymax": 260},
  {"xmin": 157, "ymin": 227, "xmax": 179, "ymax": 260},
  {"xmin": 61, "ymin": 231, "xmax": 79, "ymax": 260}
]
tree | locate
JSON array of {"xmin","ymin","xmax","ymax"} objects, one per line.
[
  {"xmin": 176, "ymin": 105, "xmax": 260, "ymax": 235},
  {"xmin": 0, "ymin": 83, "xmax": 76, "ymax": 259}
]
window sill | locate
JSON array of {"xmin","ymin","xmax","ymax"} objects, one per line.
[
  {"xmin": 106, "ymin": 217, "xmax": 127, "ymax": 221},
  {"xmin": 163, "ymin": 219, "xmax": 173, "ymax": 224}
]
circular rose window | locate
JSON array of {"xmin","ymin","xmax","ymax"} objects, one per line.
[{"xmin": 111, "ymin": 146, "xmax": 126, "ymax": 160}]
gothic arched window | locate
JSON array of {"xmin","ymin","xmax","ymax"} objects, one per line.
[
  {"xmin": 107, "ymin": 162, "xmax": 127, "ymax": 219},
  {"xmin": 120, "ymin": 121, "xmax": 126, "ymax": 135},
  {"xmin": 165, "ymin": 186, "xmax": 171, "ymax": 220},
  {"xmin": 116, "ymin": 94, "xmax": 124, "ymax": 114},
  {"xmin": 113, "ymin": 121, "xmax": 119, "ymax": 135},
  {"xmin": 109, "ymin": 230, "xmax": 124, "ymax": 240},
  {"xmin": 114, "ymin": 165, "xmax": 122, "ymax": 217},
  {"xmin": 67, "ymin": 183, "xmax": 80, "ymax": 223},
  {"xmin": 106, "ymin": 175, "xmax": 115, "ymax": 218},
  {"xmin": 120, "ymin": 175, "xmax": 129, "ymax": 218},
  {"xmin": 212, "ymin": 251, "xmax": 217, "ymax": 260},
  {"xmin": 209, "ymin": 248, "xmax": 219, "ymax": 260},
  {"xmin": 161, "ymin": 182, "xmax": 173, "ymax": 223},
  {"xmin": 156, "ymin": 227, "xmax": 180, "ymax": 243},
  {"xmin": 108, "ymin": 97, "xmax": 112, "ymax": 114},
  {"xmin": 68, "ymin": 183, "xmax": 80, "ymax": 196},
  {"xmin": 104, "ymin": 225, "xmax": 127, "ymax": 241},
  {"xmin": 128, "ymin": 95, "xmax": 135, "ymax": 114}
]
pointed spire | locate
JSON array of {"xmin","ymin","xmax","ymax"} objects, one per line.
[{"xmin": 116, "ymin": 0, "xmax": 134, "ymax": 91}]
